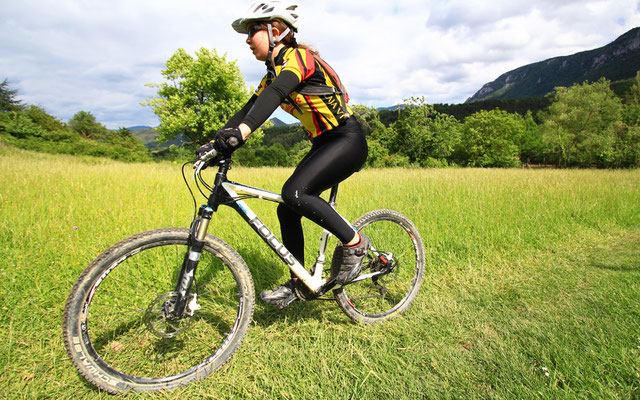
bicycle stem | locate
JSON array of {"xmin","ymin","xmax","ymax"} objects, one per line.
[{"xmin": 208, "ymin": 158, "xmax": 232, "ymax": 211}]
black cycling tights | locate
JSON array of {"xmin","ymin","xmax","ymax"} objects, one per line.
[{"xmin": 277, "ymin": 117, "xmax": 368, "ymax": 269}]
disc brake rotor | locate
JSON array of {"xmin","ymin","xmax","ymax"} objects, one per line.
[{"xmin": 144, "ymin": 292, "xmax": 194, "ymax": 339}]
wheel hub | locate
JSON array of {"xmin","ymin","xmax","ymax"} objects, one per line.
[{"xmin": 144, "ymin": 292, "xmax": 196, "ymax": 339}]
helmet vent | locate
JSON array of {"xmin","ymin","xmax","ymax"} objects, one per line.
[{"xmin": 233, "ymin": 2, "xmax": 300, "ymax": 34}]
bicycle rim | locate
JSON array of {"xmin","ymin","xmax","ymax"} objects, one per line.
[
  {"xmin": 64, "ymin": 229, "xmax": 254, "ymax": 392},
  {"xmin": 333, "ymin": 210, "xmax": 425, "ymax": 323}
]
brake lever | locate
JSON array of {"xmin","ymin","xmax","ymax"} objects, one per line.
[{"xmin": 193, "ymin": 148, "xmax": 218, "ymax": 172}]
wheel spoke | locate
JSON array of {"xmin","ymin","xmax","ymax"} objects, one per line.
[
  {"xmin": 63, "ymin": 229, "xmax": 255, "ymax": 393},
  {"xmin": 333, "ymin": 211, "xmax": 425, "ymax": 324}
]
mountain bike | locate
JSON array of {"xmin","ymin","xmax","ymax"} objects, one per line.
[{"xmin": 63, "ymin": 147, "xmax": 425, "ymax": 394}]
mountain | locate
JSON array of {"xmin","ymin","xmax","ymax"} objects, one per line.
[
  {"xmin": 126, "ymin": 125, "xmax": 153, "ymax": 130},
  {"xmin": 269, "ymin": 117, "xmax": 289, "ymax": 127},
  {"xmin": 377, "ymin": 105, "xmax": 405, "ymax": 112},
  {"xmin": 130, "ymin": 126, "xmax": 163, "ymax": 149},
  {"xmin": 466, "ymin": 27, "xmax": 640, "ymax": 103},
  {"xmin": 130, "ymin": 118, "xmax": 292, "ymax": 149}
]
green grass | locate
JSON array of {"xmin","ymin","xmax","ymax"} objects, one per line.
[{"xmin": 0, "ymin": 144, "xmax": 639, "ymax": 399}]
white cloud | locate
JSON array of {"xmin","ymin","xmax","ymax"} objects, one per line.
[{"xmin": 1, "ymin": 0, "xmax": 639, "ymax": 128}]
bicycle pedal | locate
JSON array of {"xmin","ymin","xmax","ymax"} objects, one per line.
[{"xmin": 275, "ymin": 294, "xmax": 299, "ymax": 309}]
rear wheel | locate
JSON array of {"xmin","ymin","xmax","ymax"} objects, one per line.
[
  {"xmin": 63, "ymin": 228, "xmax": 255, "ymax": 394},
  {"xmin": 332, "ymin": 210, "xmax": 425, "ymax": 324}
]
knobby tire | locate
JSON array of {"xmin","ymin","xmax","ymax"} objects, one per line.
[
  {"xmin": 62, "ymin": 228, "xmax": 255, "ymax": 394},
  {"xmin": 332, "ymin": 209, "xmax": 425, "ymax": 324}
]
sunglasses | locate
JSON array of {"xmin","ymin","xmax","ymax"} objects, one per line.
[{"xmin": 247, "ymin": 25, "xmax": 266, "ymax": 38}]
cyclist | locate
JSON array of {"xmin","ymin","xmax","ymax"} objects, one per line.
[{"xmin": 196, "ymin": 1, "xmax": 369, "ymax": 308}]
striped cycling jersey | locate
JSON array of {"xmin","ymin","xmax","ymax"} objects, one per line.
[{"xmin": 255, "ymin": 47, "xmax": 352, "ymax": 138}]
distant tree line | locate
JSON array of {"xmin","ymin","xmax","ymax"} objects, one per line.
[
  {"xmin": 378, "ymin": 97, "xmax": 552, "ymax": 126},
  {"xmin": 0, "ymin": 79, "xmax": 149, "ymax": 162},
  {"xmin": 233, "ymin": 75, "xmax": 640, "ymax": 169},
  {"xmin": 143, "ymin": 48, "xmax": 640, "ymax": 169},
  {"xmin": 3, "ymin": 44, "xmax": 640, "ymax": 169},
  {"xmin": 360, "ymin": 75, "xmax": 640, "ymax": 168}
]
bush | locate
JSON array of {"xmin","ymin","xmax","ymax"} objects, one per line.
[
  {"xmin": 365, "ymin": 139, "xmax": 411, "ymax": 168},
  {"xmin": 391, "ymin": 97, "xmax": 461, "ymax": 167},
  {"xmin": 455, "ymin": 109, "xmax": 525, "ymax": 167},
  {"xmin": 539, "ymin": 79, "xmax": 626, "ymax": 167},
  {"xmin": 0, "ymin": 111, "xmax": 47, "ymax": 138}
]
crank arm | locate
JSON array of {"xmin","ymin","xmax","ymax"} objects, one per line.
[{"xmin": 348, "ymin": 268, "xmax": 391, "ymax": 284}]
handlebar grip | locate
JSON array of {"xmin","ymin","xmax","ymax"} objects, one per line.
[
  {"xmin": 194, "ymin": 148, "xmax": 218, "ymax": 170},
  {"xmin": 227, "ymin": 136, "xmax": 239, "ymax": 147}
]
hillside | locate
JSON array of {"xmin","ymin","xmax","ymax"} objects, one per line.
[
  {"xmin": 130, "ymin": 118, "xmax": 297, "ymax": 149},
  {"xmin": 466, "ymin": 27, "xmax": 640, "ymax": 102},
  {"xmin": 129, "ymin": 126, "xmax": 186, "ymax": 149}
]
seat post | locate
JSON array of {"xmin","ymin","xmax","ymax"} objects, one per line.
[{"xmin": 328, "ymin": 184, "xmax": 339, "ymax": 205}]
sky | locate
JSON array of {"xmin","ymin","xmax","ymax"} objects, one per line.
[{"xmin": 1, "ymin": 0, "xmax": 640, "ymax": 129}]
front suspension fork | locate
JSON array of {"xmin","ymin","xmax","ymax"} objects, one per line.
[{"xmin": 168, "ymin": 205, "xmax": 213, "ymax": 318}]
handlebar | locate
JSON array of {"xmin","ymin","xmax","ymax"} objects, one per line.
[
  {"xmin": 193, "ymin": 148, "xmax": 219, "ymax": 174},
  {"xmin": 193, "ymin": 136, "xmax": 239, "ymax": 173}
]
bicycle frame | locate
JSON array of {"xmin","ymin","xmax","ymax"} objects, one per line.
[
  {"xmin": 189, "ymin": 157, "xmax": 346, "ymax": 296},
  {"xmin": 220, "ymin": 180, "xmax": 335, "ymax": 293}
]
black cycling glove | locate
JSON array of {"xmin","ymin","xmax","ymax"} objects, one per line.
[
  {"xmin": 214, "ymin": 127, "xmax": 245, "ymax": 155},
  {"xmin": 195, "ymin": 141, "xmax": 215, "ymax": 158}
]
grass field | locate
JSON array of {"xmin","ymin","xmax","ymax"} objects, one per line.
[{"xmin": 0, "ymin": 144, "xmax": 639, "ymax": 399}]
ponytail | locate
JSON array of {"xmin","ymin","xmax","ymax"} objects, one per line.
[{"xmin": 271, "ymin": 20, "xmax": 319, "ymax": 56}]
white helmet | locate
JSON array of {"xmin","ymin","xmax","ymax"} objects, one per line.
[{"xmin": 232, "ymin": 1, "xmax": 299, "ymax": 34}]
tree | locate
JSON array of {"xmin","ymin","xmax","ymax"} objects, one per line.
[
  {"xmin": 1, "ymin": 106, "xmax": 58, "ymax": 139},
  {"xmin": 518, "ymin": 111, "xmax": 546, "ymax": 165},
  {"xmin": 142, "ymin": 48, "xmax": 250, "ymax": 145},
  {"xmin": 350, "ymin": 105, "xmax": 406, "ymax": 167},
  {"xmin": 0, "ymin": 79, "xmax": 23, "ymax": 112},
  {"xmin": 24, "ymin": 105, "xmax": 66, "ymax": 132},
  {"xmin": 257, "ymin": 143, "xmax": 289, "ymax": 166},
  {"xmin": 101, "ymin": 127, "xmax": 151, "ymax": 161},
  {"xmin": 632, "ymin": 71, "xmax": 640, "ymax": 106},
  {"xmin": 391, "ymin": 97, "xmax": 460, "ymax": 167},
  {"xmin": 623, "ymin": 71, "xmax": 640, "ymax": 126},
  {"xmin": 68, "ymin": 111, "xmax": 108, "ymax": 139},
  {"xmin": 539, "ymin": 79, "xmax": 624, "ymax": 167},
  {"xmin": 352, "ymin": 105, "xmax": 396, "ymax": 147},
  {"xmin": 616, "ymin": 72, "xmax": 640, "ymax": 167},
  {"xmin": 233, "ymin": 126, "xmax": 267, "ymax": 166},
  {"xmin": 108, "ymin": 127, "xmax": 145, "ymax": 148},
  {"xmin": 455, "ymin": 109, "xmax": 525, "ymax": 167},
  {"xmin": 0, "ymin": 111, "xmax": 47, "ymax": 138}
]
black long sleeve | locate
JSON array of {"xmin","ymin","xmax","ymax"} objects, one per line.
[
  {"xmin": 223, "ymin": 95, "xmax": 257, "ymax": 129},
  {"xmin": 241, "ymin": 70, "xmax": 301, "ymax": 131}
]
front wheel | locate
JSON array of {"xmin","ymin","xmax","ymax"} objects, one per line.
[
  {"xmin": 63, "ymin": 228, "xmax": 255, "ymax": 394},
  {"xmin": 332, "ymin": 210, "xmax": 425, "ymax": 324}
]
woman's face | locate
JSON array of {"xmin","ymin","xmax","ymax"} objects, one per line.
[{"xmin": 246, "ymin": 23, "xmax": 270, "ymax": 61}]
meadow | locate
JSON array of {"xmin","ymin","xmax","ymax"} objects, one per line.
[{"xmin": 0, "ymin": 143, "xmax": 638, "ymax": 399}]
